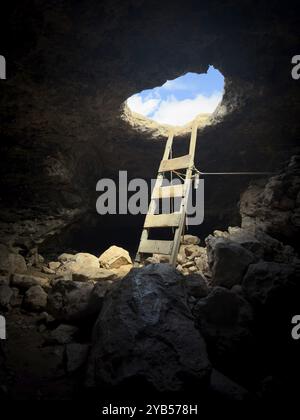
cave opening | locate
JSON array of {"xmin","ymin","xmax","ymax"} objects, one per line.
[{"xmin": 126, "ymin": 65, "xmax": 224, "ymax": 129}]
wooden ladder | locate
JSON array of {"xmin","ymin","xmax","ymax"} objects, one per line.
[{"xmin": 134, "ymin": 123, "xmax": 198, "ymax": 267}]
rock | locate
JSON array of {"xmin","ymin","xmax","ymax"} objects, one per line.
[
  {"xmin": 47, "ymin": 324, "xmax": 79, "ymax": 344},
  {"xmin": 48, "ymin": 261, "xmax": 61, "ymax": 271},
  {"xmin": 153, "ymin": 254, "xmax": 170, "ymax": 263},
  {"xmin": 176, "ymin": 253, "xmax": 185, "ymax": 265},
  {"xmin": 27, "ymin": 248, "xmax": 44, "ymax": 268},
  {"xmin": 242, "ymin": 261, "xmax": 297, "ymax": 306},
  {"xmin": 47, "ymin": 279, "xmax": 111, "ymax": 322},
  {"xmin": 0, "ymin": 244, "xmax": 27, "ymax": 274},
  {"xmin": 56, "ymin": 251, "xmax": 116, "ymax": 282},
  {"xmin": 206, "ymin": 236, "xmax": 255, "ymax": 288},
  {"xmin": 0, "ymin": 275, "xmax": 9, "ymax": 286},
  {"xmin": 181, "ymin": 235, "xmax": 200, "ymax": 245},
  {"xmin": 193, "ymin": 287, "xmax": 254, "ymax": 370},
  {"xmin": 74, "ymin": 252, "xmax": 100, "ymax": 268},
  {"xmin": 86, "ymin": 264, "xmax": 211, "ymax": 392},
  {"xmin": 71, "ymin": 264, "xmax": 116, "ymax": 282},
  {"xmin": 0, "ymin": 285, "xmax": 13, "ymax": 310},
  {"xmin": 23, "ymin": 285, "xmax": 48, "ymax": 312},
  {"xmin": 254, "ymin": 229, "xmax": 297, "ymax": 263},
  {"xmin": 111, "ymin": 264, "xmax": 132, "ymax": 279},
  {"xmin": 183, "ymin": 244, "xmax": 203, "ymax": 258},
  {"xmin": 185, "ymin": 273, "xmax": 210, "ymax": 298},
  {"xmin": 11, "ymin": 273, "xmax": 50, "ymax": 291},
  {"xmin": 65, "ymin": 343, "xmax": 90, "ymax": 373},
  {"xmin": 145, "ymin": 256, "xmax": 160, "ymax": 265},
  {"xmin": 8, "ymin": 253, "xmax": 27, "ymax": 273},
  {"xmin": 182, "ymin": 261, "xmax": 195, "ymax": 268},
  {"xmin": 240, "ymin": 157, "xmax": 300, "ymax": 241},
  {"xmin": 58, "ymin": 253, "xmax": 76, "ymax": 263},
  {"xmin": 99, "ymin": 245, "xmax": 132, "ymax": 269},
  {"xmin": 42, "ymin": 266, "xmax": 56, "ymax": 275},
  {"xmin": 10, "ymin": 287, "xmax": 22, "ymax": 307},
  {"xmin": 194, "ymin": 247, "xmax": 209, "ymax": 275},
  {"xmin": 210, "ymin": 369, "xmax": 252, "ymax": 401},
  {"xmin": 56, "ymin": 259, "xmax": 116, "ymax": 282}
]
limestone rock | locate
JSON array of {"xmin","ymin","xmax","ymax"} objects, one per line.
[
  {"xmin": 70, "ymin": 264, "xmax": 116, "ymax": 282},
  {"xmin": 86, "ymin": 264, "xmax": 211, "ymax": 392},
  {"xmin": 23, "ymin": 285, "xmax": 48, "ymax": 312},
  {"xmin": 48, "ymin": 261, "xmax": 61, "ymax": 271},
  {"xmin": 74, "ymin": 252, "xmax": 100, "ymax": 268},
  {"xmin": 181, "ymin": 235, "xmax": 200, "ymax": 245},
  {"xmin": 57, "ymin": 253, "xmax": 76, "ymax": 263},
  {"xmin": 56, "ymin": 252, "xmax": 116, "ymax": 282},
  {"xmin": 11, "ymin": 273, "xmax": 50, "ymax": 291},
  {"xmin": 99, "ymin": 245, "xmax": 132, "ymax": 269},
  {"xmin": 42, "ymin": 266, "xmax": 55, "ymax": 275},
  {"xmin": 0, "ymin": 245, "xmax": 27, "ymax": 274},
  {"xmin": 47, "ymin": 279, "xmax": 112, "ymax": 322}
]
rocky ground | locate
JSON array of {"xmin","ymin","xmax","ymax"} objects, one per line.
[{"xmin": 0, "ymin": 158, "xmax": 299, "ymax": 401}]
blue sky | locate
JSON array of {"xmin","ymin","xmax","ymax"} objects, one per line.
[{"xmin": 127, "ymin": 65, "xmax": 224, "ymax": 126}]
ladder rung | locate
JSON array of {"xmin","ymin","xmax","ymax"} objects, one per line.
[
  {"xmin": 138, "ymin": 239, "xmax": 173, "ymax": 255},
  {"xmin": 159, "ymin": 154, "xmax": 192, "ymax": 172},
  {"xmin": 152, "ymin": 184, "xmax": 185, "ymax": 199},
  {"xmin": 144, "ymin": 212, "xmax": 181, "ymax": 228}
]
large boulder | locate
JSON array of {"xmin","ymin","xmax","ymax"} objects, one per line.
[
  {"xmin": 86, "ymin": 264, "xmax": 211, "ymax": 392},
  {"xmin": 47, "ymin": 279, "xmax": 113, "ymax": 322},
  {"xmin": 193, "ymin": 287, "xmax": 254, "ymax": 372},
  {"xmin": 242, "ymin": 261, "xmax": 297, "ymax": 306},
  {"xmin": 99, "ymin": 245, "xmax": 132, "ymax": 269},
  {"xmin": 206, "ymin": 236, "xmax": 255, "ymax": 288}
]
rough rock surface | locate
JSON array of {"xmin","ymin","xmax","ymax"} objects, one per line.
[
  {"xmin": 193, "ymin": 287, "xmax": 254, "ymax": 371},
  {"xmin": 86, "ymin": 264, "xmax": 211, "ymax": 392},
  {"xmin": 206, "ymin": 236, "xmax": 255, "ymax": 288},
  {"xmin": 99, "ymin": 245, "xmax": 132, "ymax": 269},
  {"xmin": 240, "ymin": 156, "xmax": 300, "ymax": 244},
  {"xmin": 23, "ymin": 285, "xmax": 48, "ymax": 312},
  {"xmin": 242, "ymin": 261, "xmax": 297, "ymax": 306},
  {"xmin": 47, "ymin": 279, "xmax": 113, "ymax": 322},
  {"xmin": 11, "ymin": 273, "xmax": 50, "ymax": 291},
  {"xmin": 0, "ymin": 285, "xmax": 13, "ymax": 310}
]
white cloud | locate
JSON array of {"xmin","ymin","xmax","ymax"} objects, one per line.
[
  {"xmin": 127, "ymin": 94, "xmax": 160, "ymax": 116},
  {"xmin": 162, "ymin": 78, "xmax": 191, "ymax": 91},
  {"xmin": 151, "ymin": 92, "xmax": 222, "ymax": 126}
]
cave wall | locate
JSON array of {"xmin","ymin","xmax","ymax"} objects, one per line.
[{"xmin": 1, "ymin": 0, "xmax": 299, "ymax": 252}]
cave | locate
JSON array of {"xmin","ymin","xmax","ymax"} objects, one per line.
[{"xmin": 0, "ymin": 0, "xmax": 300, "ymax": 406}]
